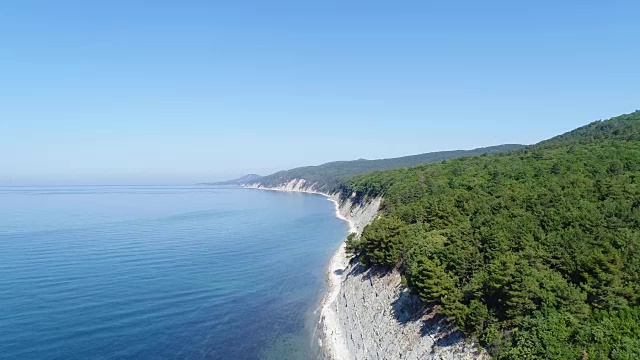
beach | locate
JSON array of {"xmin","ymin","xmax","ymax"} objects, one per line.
[{"xmin": 319, "ymin": 198, "xmax": 355, "ymax": 360}]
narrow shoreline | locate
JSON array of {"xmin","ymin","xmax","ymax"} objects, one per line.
[
  {"xmin": 320, "ymin": 198, "xmax": 353, "ymax": 360},
  {"xmin": 243, "ymin": 185, "xmax": 352, "ymax": 360}
]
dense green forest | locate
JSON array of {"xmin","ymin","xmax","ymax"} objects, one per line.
[
  {"xmin": 250, "ymin": 144, "xmax": 524, "ymax": 193},
  {"xmin": 343, "ymin": 111, "xmax": 640, "ymax": 359}
]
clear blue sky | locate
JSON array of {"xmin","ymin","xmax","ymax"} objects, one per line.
[{"xmin": 2, "ymin": 1, "xmax": 638, "ymax": 184}]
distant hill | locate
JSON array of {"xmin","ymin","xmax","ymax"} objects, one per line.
[
  {"xmin": 203, "ymin": 173, "xmax": 263, "ymax": 186},
  {"xmin": 247, "ymin": 144, "xmax": 525, "ymax": 193}
]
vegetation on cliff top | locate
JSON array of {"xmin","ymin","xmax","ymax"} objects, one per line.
[
  {"xmin": 344, "ymin": 111, "xmax": 640, "ymax": 359},
  {"xmin": 249, "ymin": 144, "xmax": 524, "ymax": 193}
]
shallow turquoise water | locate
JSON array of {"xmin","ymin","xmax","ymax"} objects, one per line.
[{"xmin": 0, "ymin": 186, "xmax": 347, "ymax": 359}]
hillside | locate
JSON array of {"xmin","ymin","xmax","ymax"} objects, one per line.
[
  {"xmin": 246, "ymin": 144, "xmax": 524, "ymax": 193},
  {"xmin": 343, "ymin": 111, "xmax": 640, "ymax": 359},
  {"xmin": 203, "ymin": 174, "xmax": 262, "ymax": 186}
]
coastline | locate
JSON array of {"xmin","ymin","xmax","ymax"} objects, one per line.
[
  {"xmin": 320, "ymin": 198, "xmax": 354, "ymax": 360},
  {"xmin": 243, "ymin": 184, "xmax": 354, "ymax": 360},
  {"xmin": 245, "ymin": 184, "xmax": 487, "ymax": 359}
]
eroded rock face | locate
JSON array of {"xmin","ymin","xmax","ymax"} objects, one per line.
[
  {"xmin": 245, "ymin": 178, "xmax": 316, "ymax": 193},
  {"xmin": 333, "ymin": 265, "xmax": 488, "ymax": 360},
  {"xmin": 330, "ymin": 193, "xmax": 381, "ymax": 235}
]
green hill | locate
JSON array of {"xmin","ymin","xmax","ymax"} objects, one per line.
[
  {"xmin": 249, "ymin": 144, "xmax": 524, "ymax": 193},
  {"xmin": 203, "ymin": 174, "xmax": 263, "ymax": 186},
  {"xmin": 343, "ymin": 111, "xmax": 640, "ymax": 359}
]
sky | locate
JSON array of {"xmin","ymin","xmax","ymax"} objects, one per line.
[{"xmin": 1, "ymin": 1, "xmax": 639, "ymax": 184}]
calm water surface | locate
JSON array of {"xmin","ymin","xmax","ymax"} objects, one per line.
[{"xmin": 0, "ymin": 186, "xmax": 347, "ymax": 359}]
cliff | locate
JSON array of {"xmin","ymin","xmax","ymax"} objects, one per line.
[
  {"xmin": 333, "ymin": 266, "xmax": 487, "ymax": 360},
  {"xmin": 245, "ymin": 179, "xmax": 487, "ymax": 360}
]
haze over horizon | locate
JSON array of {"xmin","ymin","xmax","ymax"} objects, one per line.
[{"xmin": 2, "ymin": 1, "xmax": 639, "ymax": 185}]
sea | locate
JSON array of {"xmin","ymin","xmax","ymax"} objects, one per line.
[{"xmin": 0, "ymin": 185, "xmax": 348, "ymax": 359}]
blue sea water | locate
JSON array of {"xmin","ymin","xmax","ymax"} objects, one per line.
[{"xmin": 0, "ymin": 186, "xmax": 348, "ymax": 359}]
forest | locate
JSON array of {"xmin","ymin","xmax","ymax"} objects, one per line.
[
  {"xmin": 343, "ymin": 111, "xmax": 640, "ymax": 359},
  {"xmin": 251, "ymin": 144, "xmax": 523, "ymax": 193}
]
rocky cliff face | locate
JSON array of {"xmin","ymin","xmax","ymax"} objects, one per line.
[
  {"xmin": 246, "ymin": 179, "xmax": 487, "ymax": 360},
  {"xmin": 334, "ymin": 266, "xmax": 488, "ymax": 360},
  {"xmin": 245, "ymin": 178, "xmax": 317, "ymax": 193}
]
